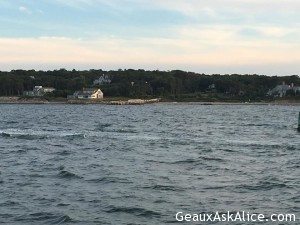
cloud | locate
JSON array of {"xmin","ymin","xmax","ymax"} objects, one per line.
[
  {"xmin": 150, "ymin": 0, "xmax": 300, "ymax": 12},
  {"xmin": 0, "ymin": 32, "xmax": 299, "ymax": 74},
  {"xmin": 54, "ymin": 0, "xmax": 300, "ymax": 14},
  {"xmin": 48, "ymin": 0, "xmax": 300, "ymax": 28},
  {"xmin": 0, "ymin": 1, "xmax": 298, "ymax": 74},
  {"xmin": 52, "ymin": 0, "xmax": 93, "ymax": 9},
  {"xmin": 19, "ymin": 6, "xmax": 32, "ymax": 14}
]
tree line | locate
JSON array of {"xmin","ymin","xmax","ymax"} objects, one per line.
[{"xmin": 0, "ymin": 69, "xmax": 299, "ymax": 101}]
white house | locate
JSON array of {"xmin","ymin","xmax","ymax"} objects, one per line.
[
  {"xmin": 24, "ymin": 86, "xmax": 55, "ymax": 97},
  {"xmin": 70, "ymin": 88, "xmax": 104, "ymax": 99},
  {"xmin": 267, "ymin": 82, "xmax": 300, "ymax": 97},
  {"xmin": 93, "ymin": 75, "xmax": 111, "ymax": 85}
]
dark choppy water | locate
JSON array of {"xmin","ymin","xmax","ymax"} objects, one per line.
[{"xmin": 0, "ymin": 104, "xmax": 299, "ymax": 225}]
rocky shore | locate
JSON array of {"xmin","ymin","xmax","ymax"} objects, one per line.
[
  {"xmin": 0, "ymin": 96, "xmax": 299, "ymax": 105},
  {"xmin": 67, "ymin": 98, "xmax": 161, "ymax": 105},
  {"xmin": 109, "ymin": 98, "xmax": 161, "ymax": 105},
  {"xmin": 0, "ymin": 97, "xmax": 161, "ymax": 105},
  {"xmin": 0, "ymin": 97, "xmax": 50, "ymax": 104}
]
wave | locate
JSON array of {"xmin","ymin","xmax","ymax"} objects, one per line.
[
  {"xmin": 95, "ymin": 122, "xmax": 112, "ymax": 131},
  {"xmin": 289, "ymin": 196, "xmax": 300, "ymax": 203},
  {"xmin": 29, "ymin": 173, "xmax": 45, "ymax": 178},
  {"xmin": 57, "ymin": 203, "xmax": 70, "ymax": 207},
  {"xmin": 100, "ymin": 127, "xmax": 138, "ymax": 134},
  {"xmin": 200, "ymin": 156, "xmax": 225, "ymax": 162},
  {"xmin": 57, "ymin": 150, "xmax": 71, "ymax": 156},
  {"xmin": 15, "ymin": 212, "xmax": 72, "ymax": 224},
  {"xmin": 0, "ymin": 129, "xmax": 86, "ymax": 140},
  {"xmin": 160, "ymin": 156, "xmax": 224, "ymax": 165},
  {"xmin": 143, "ymin": 184, "xmax": 184, "ymax": 192},
  {"xmin": 0, "ymin": 132, "xmax": 47, "ymax": 140},
  {"xmin": 170, "ymin": 159, "xmax": 200, "ymax": 164},
  {"xmin": 227, "ymin": 140, "xmax": 282, "ymax": 149},
  {"xmin": 0, "ymin": 200, "xmax": 19, "ymax": 207},
  {"xmin": 286, "ymin": 145, "xmax": 298, "ymax": 151},
  {"xmin": 87, "ymin": 177, "xmax": 132, "ymax": 184},
  {"xmin": 236, "ymin": 180, "xmax": 288, "ymax": 192},
  {"xmin": 241, "ymin": 123, "xmax": 289, "ymax": 129},
  {"xmin": 113, "ymin": 128, "xmax": 138, "ymax": 134},
  {"xmin": 153, "ymin": 199, "xmax": 168, "ymax": 204},
  {"xmin": 58, "ymin": 167, "xmax": 81, "ymax": 179},
  {"xmin": 105, "ymin": 206, "xmax": 161, "ymax": 218},
  {"xmin": 5, "ymin": 121, "xmax": 19, "ymax": 124},
  {"xmin": 64, "ymin": 133, "xmax": 86, "ymax": 140}
]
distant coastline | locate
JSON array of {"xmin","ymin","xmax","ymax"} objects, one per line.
[
  {"xmin": 0, "ymin": 96, "xmax": 299, "ymax": 106},
  {"xmin": 1, "ymin": 70, "xmax": 299, "ymax": 104}
]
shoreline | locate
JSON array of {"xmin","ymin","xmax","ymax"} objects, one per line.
[
  {"xmin": 0, "ymin": 102, "xmax": 299, "ymax": 106},
  {"xmin": 0, "ymin": 97, "xmax": 299, "ymax": 106}
]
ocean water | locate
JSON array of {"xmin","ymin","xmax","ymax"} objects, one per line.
[{"xmin": 0, "ymin": 104, "xmax": 299, "ymax": 225}]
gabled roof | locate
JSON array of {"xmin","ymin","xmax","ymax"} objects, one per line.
[{"xmin": 75, "ymin": 88, "xmax": 103, "ymax": 96}]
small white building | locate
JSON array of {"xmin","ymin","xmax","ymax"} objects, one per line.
[
  {"xmin": 267, "ymin": 82, "xmax": 300, "ymax": 97},
  {"xmin": 42, "ymin": 87, "xmax": 56, "ymax": 93},
  {"xmin": 70, "ymin": 88, "xmax": 104, "ymax": 99},
  {"xmin": 24, "ymin": 86, "xmax": 55, "ymax": 97},
  {"xmin": 93, "ymin": 75, "xmax": 111, "ymax": 85}
]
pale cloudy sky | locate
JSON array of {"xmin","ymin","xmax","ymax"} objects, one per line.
[{"xmin": 0, "ymin": 0, "xmax": 299, "ymax": 75}]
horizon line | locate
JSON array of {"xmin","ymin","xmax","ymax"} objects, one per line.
[{"xmin": 1, "ymin": 68, "xmax": 299, "ymax": 77}]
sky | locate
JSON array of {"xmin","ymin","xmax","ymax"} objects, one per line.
[{"xmin": 0, "ymin": 0, "xmax": 299, "ymax": 75}]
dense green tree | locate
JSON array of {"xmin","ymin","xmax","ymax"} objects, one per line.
[{"xmin": 0, "ymin": 69, "xmax": 299, "ymax": 100}]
